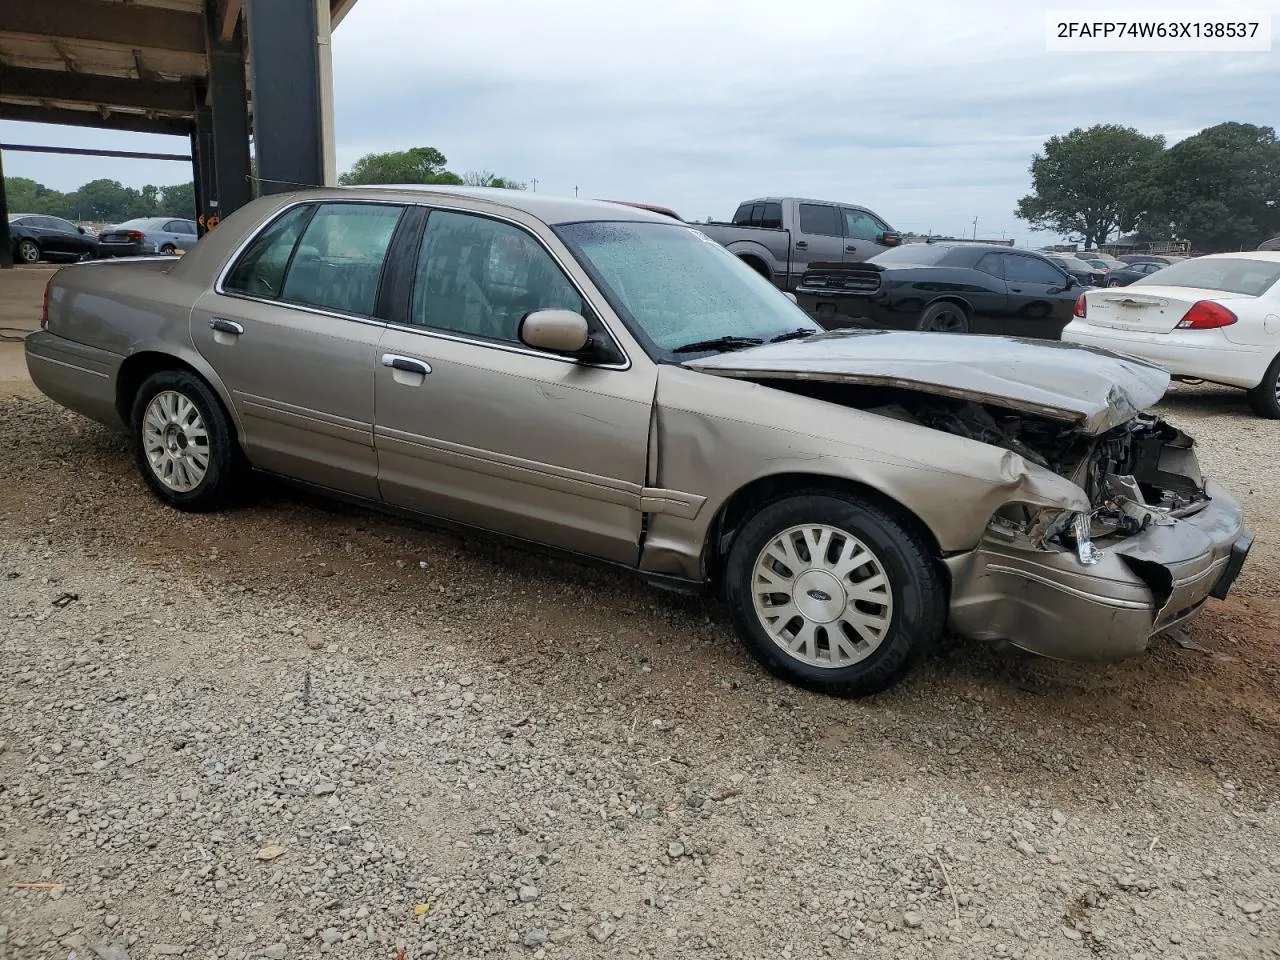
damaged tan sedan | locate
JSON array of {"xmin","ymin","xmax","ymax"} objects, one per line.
[{"xmin": 26, "ymin": 187, "xmax": 1253, "ymax": 696}]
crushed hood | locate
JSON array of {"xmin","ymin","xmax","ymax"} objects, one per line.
[{"xmin": 684, "ymin": 329, "xmax": 1170, "ymax": 434}]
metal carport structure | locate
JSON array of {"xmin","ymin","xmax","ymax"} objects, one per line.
[{"xmin": 0, "ymin": 0, "xmax": 360, "ymax": 267}]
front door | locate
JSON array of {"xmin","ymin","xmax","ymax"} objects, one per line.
[
  {"xmin": 190, "ymin": 200, "xmax": 407, "ymax": 498},
  {"xmin": 373, "ymin": 207, "xmax": 654, "ymax": 565},
  {"xmin": 997, "ymin": 252, "xmax": 1078, "ymax": 338},
  {"xmin": 840, "ymin": 207, "xmax": 890, "ymax": 262}
]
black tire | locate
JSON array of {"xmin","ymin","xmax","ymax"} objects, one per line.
[
  {"xmin": 16, "ymin": 239, "xmax": 41, "ymax": 264},
  {"xmin": 916, "ymin": 301, "xmax": 969, "ymax": 333},
  {"xmin": 1247, "ymin": 354, "xmax": 1280, "ymax": 419},
  {"xmin": 1107, "ymin": 279, "xmax": 1123, "ymax": 288},
  {"xmin": 78, "ymin": 250, "xmax": 97, "ymax": 262},
  {"xmin": 724, "ymin": 491, "xmax": 946, "ymax": 698},
  {"xmin": 129, "ymin": 369, "xmax": 244, "ymax": 511},
  {"xmin": 160, "ymin": 244, "xmax": 176, "ymax": 255}
]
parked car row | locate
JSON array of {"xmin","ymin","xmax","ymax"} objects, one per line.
[{"xmin": 7, "ymin": 214, "xmax": 198, "ymax": 264}]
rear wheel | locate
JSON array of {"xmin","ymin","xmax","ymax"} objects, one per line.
[
  {"xmin": 130, "ymin": 369, "xmax": 244, "ymax": 511},
  {"xmin": 160, "ymin": 243, "xmax": 176, "ymax": 255},
  {"xmin": 724, "ymin": 492, "xmax": 946, "ymax": 697},
  {"xmin": 916, "ymin": 301, "xmax": 969, "ymax": 333},
  {"xmin": 1247, "ymin": 354, "xmax": 1280, "ymax": 419},
  {"xmin": 16, "ymin": 239, "xmax": 40, "ymax": 264}
]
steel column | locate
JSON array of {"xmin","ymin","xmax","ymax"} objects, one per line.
[
  {"xmin": 245, "ymin": 0, "xmax": 326, "ymax": 194},
  {"xmin": 204, "ymin": 0, "xmax": 253, "ymax": 220},
  {"xmin": 0, "ymin": 148, "xmax": 12, "ymax": 269}
]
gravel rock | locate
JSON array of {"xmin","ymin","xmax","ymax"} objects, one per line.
[{"xmin": 1, "ymin": 392, "xmax": 1279, "ymax": 960}]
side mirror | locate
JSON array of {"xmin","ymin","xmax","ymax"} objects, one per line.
[
  {"xmin": 878, "ymin": 232, "xmax": 901, "ymax": 247},
  {"xmin": 1064, "ymin": 275, "xmax": 1078, "ymax": 289},
  {"xmin": 519, "ymin": 309, "xmax": 590, "ymax": 354},
  {"xmin": 77, "ymin": 226, "xmax": 87, "ymax": 234},
  {"xmin": 783, "ymin": 292, "xmax": 798, "ymax": 304}
]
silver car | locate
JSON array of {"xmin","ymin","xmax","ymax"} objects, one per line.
[
  {"xmin": 24, "ymin": 187, "xmax": 1253, "ymax": 697},
  {"xmin": 98, "ymin": 217, "xmax": 198, "ymax": 258}
]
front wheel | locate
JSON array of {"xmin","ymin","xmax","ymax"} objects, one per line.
[
  {"xmin": 130, "ymin": 369, "xmax": 244, "ymax": 511},
  {"xmin": 916, "ymin": 301, "xmax": 969, "ymax": 333},
  {"xmin": 724, "ymin": 492, "xmax": 946, "ymax": 697},
  {"xmin": 16, "ymin": 239, "xmax": 40, "ymax": 264},
  {"xmin": 1247, "ymin": 354, "xmax": 1280, "ymax": 419}
]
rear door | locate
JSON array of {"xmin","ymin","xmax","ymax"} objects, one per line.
[
  {"xmin": 32, "ymin": 217, "xmax": 69, "ymax": 254},
  {"xmin": 190, "ymin": 200, "xmax": 407, "ymax": 498},
  {"xmin": 791, "ymin": 202, "xmax": 846, "ymax": 281}
]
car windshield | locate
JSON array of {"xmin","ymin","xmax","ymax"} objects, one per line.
[
  {"xmin": 1133, "ymin": 257, "xmax": 1280, "ymax": 297},
  {"xmin": 555, "ymin": 220, "xmax": 820, "ymax": 358}
]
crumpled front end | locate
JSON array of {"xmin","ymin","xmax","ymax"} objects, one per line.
[{"xmin": 941, "ymin": 412, "xmax": 1252, "ymax": 661}]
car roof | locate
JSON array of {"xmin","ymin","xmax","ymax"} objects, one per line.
[
  {"xmin": 339, "ymin": 185, "xmax": 675, "ymax": 226},
  {"xmin": 739, "ymin": 196, "xmax": 874, "ymax": 212},
  {"xmin": 1190, "ymin": 251, "xmax": 1280, "ymax": 263}
]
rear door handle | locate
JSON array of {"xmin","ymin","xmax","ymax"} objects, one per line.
[
  {"xmin": 845, "ymin": 245, "xmax": 858, "ymax": 253},
  {"xmin": 209, "ymin": 318, "xmax": 244, "ymax": 335},
  {"xmin": 381, "ymin": 354, "xmax": 431, "ymax": 375}
]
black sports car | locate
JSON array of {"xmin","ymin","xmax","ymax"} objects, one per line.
[
  {"xmin": 8, "ymin": 214, "xmax": 99, "ymax": 264},
  {"xmin": 1103, "ymin": 260, "xmax": 1167, "ymax": 287},
  {"xmin": 795, "ymin": 242, "xmax": 1081, "ymax": 340}
]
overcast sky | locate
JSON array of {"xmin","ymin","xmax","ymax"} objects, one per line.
[{"xmin": 2, "ymin": 0, "xmax": 1277, "ymax": 245}]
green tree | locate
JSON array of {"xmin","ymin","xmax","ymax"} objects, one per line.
[
  {"xmin": 156, "ymin": 182, "xmax": 197, "ymax": 218},
  {"xmin": 1147, "ymin": 122, "xmax": 1280, "ymax": 252},
  {"xmin": 1015, "ymin": 125, "xmax": 1166, "ymax": 250},
  {"xmin": 462, "ymin": 170, "xmax": 526, "ymax": 190},
  {"xmin": 337, "ymin": 146, "xmax": 464, "ymax": 186},
  {"xmin": 64, "ymin": 179, "xmax": 143, "ymax": 223},
  {"xmin": 140, "ymin": 184, "xmax": 160, "ymax": 214},
  {"xmin": 4, "ymin": 177, "xmax": 67, "ymax": 215}
]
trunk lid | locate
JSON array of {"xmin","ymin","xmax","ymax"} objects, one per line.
[
  {"xmin": 1081, "ymin": 286, "xmax": 1252, "ymax": 334},
  {"xmin": 684, "ymin": 329, "xmax": 1170, "ymax": 434}
]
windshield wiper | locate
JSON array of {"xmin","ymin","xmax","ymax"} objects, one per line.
[
  {"xmin": 670, "ymin": 335, "xmax": 764, "ymax": 354},
  {"xmin": 768, "ymin": 327, "xmax": 818, "ymax": 344}
]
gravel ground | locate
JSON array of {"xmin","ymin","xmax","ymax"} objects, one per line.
[{"xmin": 2, "ymin": 384, "xmax": 1279, "ymax": 960}]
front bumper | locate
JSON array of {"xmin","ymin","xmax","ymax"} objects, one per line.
[{"xmin": 945, "ymin": 480, "xmax": 1250, "ymax": 661}]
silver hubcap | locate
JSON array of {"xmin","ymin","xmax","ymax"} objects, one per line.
[
  {"xmin": 19, "ymin": 242, "xmax": 38, "ymax": 263},
  {"xmin": 751, "ymin": 524, "xmax": 894, "ymax": 669},
  {"xmin": 142, "ymin": 390, "xmax": 210, "ymax": 492}
]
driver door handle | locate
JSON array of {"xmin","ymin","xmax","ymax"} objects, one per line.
[
  {"xmin": 381, "ymin": 354, "xmax": 431, "ymax": 375},
  {"xmin": 845, "ymin": 245, "xmax": 858, "ymax": 253}
]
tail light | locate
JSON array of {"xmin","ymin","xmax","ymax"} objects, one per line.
[
  {"xmin": 1073, "ymin": 294, "xmax": 1087, "ymax": 318},
  {"xmin": 124, "ymin": 230, "xmax": 145, "ymax": 240},
  {"xmin": 1176, "ymin": 301, "xmax": 1237, "ymax": 330},
  {"xmin": 41, "ymin": 277, "xmax": 52, "ymax": 329}
]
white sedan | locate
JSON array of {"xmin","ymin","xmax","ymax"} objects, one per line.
[{"xmin": 1062, "ymin": 252, "xmax": 1280, "ymax": 418}]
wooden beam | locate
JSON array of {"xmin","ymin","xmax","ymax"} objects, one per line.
[
  {"xmin": 0, "ymin": 102, "xmax": 194, "ymax": 136},
  {"xmin": 133, "ymin": 49, "xmax": 161, "ymax": 81},
  {"xmin": 0, "ymin": 142, "xmax": 191, "ymax": 162},
  {"xmin": 219, "ymin": 0, "xmax": 244, "ymax": 43},
  {"xmin": 0, "ymin": 64, "xmax": 196, "ymax": 113},
  {"xmin": 51, "ymin": 41, "xmax": 80, "ymax": 73},
  {"xmin": 0, "ymin": 1, "xmax": 206, "ymax": 55}
]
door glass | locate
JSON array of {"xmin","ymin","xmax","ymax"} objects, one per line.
[
  {"xmin": 410, "ymin": 210, "xmax": 582, "ymax": 343},
  {"xmin": 1003, "ymin": 255, "xmax": 1064, "ymax": 284},
  {"xmin": 797, "ymin": 203, "xmax": 841, "ymax": 237},
  {"xmin": 280, "ymin": 203, "xmax": 403, "ymax": 316},
  {"xmin": 760, "ymin": 202, "xmax": 783, "ymax": 229},
  {"xmin": 224, "ymin": 205, "xmax": 313, "ymax": 298},
  {"xmin": 975, "ymin": 253, "xmax": 1005, "ymax": 278},
  {"xmin": 842, "ymin": 209, "xmax": 885, "ymax": 242}
]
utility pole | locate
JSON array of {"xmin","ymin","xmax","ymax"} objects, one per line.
[
  {"xmin": 530, "ymin": 177, "xmax": 538, "ymax": 193},
  {"xmin": 972, "ymin": 217, "xmax": 978, "ymax": 239},
  {"xmin": 574, "ymin": 185, "xmax": 579, "ymax": 198}
]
